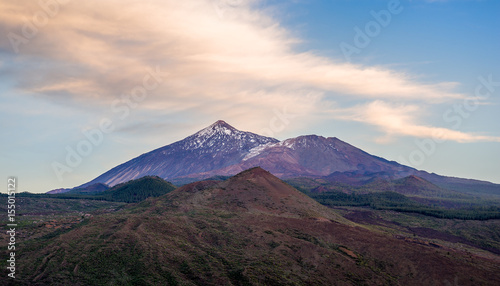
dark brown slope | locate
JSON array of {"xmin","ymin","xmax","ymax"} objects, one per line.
[
  {"xmin": 9, "ymin": 168, "xmax": 500, "ymax": 285},
  {"xmin": 166, "ymin": 167, "xmax": 348, "ymax": 222}
]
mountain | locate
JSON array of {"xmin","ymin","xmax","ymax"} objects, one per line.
[
  {"xmin": 168, "ymin": 167, "xmax": 347, "ymax": 222},
  {"xmin": 73, "ymin": 120, "xmax": 500, "ymax": 198},
  {"xmin": 9, "ymin": 168, "xmax": 500, "ymax": 285},
  {"xmin": 192, "ymin": 135, "xmax": 415, "ymax": 179},
  {"xmin": 77, "ymin": 120, "xmax": 278, "ymax": 188}
]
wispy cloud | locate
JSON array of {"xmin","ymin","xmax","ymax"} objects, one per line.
[
  {"xmin": 1, "ymin": 2, "xmax": 464, "ymax": 91},
  {"xmin": 333, "ymin": 100, "xmax": 500, "ymax": 143}
]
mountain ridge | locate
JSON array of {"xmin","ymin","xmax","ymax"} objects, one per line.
[{"xmin": 58, "ymin": 120, "xmax": 499, "ymax": 198}]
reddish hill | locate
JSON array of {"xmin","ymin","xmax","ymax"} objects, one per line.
[{"xmin": 168, "ymin": 167, "xmax": 347, "ymax": 222}]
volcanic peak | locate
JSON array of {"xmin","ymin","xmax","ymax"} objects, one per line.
[
  {"xmin": 195, "ymin": 120, "xmax": 237, "ymax": 137},
  {"xmin": 169, "ymin": 167, "xmax": 346, "ymax": 221}
]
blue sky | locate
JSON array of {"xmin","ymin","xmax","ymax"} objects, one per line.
[{"xmin": 0, "ymin": 0, "xmax": 499, "ymax": 193}]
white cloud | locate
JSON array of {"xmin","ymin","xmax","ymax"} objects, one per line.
[{"xmin": 333, "ymin": 100, "xmax": 500, "ymax": 143}]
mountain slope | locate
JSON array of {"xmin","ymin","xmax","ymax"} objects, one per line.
[
  {"xmin": 46, "ymin": 188, "xmax": 72, "ymax": 194},
  {"xmin": 8, "ymin": 168, "xmax": 500, "ymax": 285},
  {"xmin": 68, "ymin": 183, "xmax": 109, "ymax": 194},
  {"xmin": 190, "ymin": 135, "xmax": 416, "ymax": 179},
  {"xmin": 168, "ymin": 167, "xmax": 349, "ymax": 223},
  {"xmin": 391, "ymin": 175, "xmax": 462, "ymax": 197},
  {"xmin": 79, "ymin": 120, "xmax": 278, "ymax": 188}
]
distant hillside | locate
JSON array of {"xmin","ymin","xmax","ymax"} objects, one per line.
[
  {"xmin": 288, "ymin": 175, "xmax": 475, "ymax": 199},
  {"xmin": 363, "ymin": 175, "xmax": 473, "ymax": 199},
  {"xmin": 68, "ymin": 183, "xmax": 109, "ymax": 194},
  {"xmin": 101, "ymin": 176, "xmax": 176, "ymax": 203},
  {"xmin": 41, "ymin": 176, "xmax": 176, "ymax": 203}
]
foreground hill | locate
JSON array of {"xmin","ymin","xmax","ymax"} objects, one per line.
[
  {"xmin": 167, "ymin": 167, "xmax": 348, "ymax": 221},
  {"xmin": 6, "ymin": 168, "xmax": 500, "ymax": 285},
  {"xmin": 71, "ymin": 120, "xmax": 500, "ymax": 200}
]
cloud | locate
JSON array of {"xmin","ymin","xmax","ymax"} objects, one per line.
[
  {"xmin": 0, "ymin": 1, "xmax": 464, "ymax": 97},
  {"xmin": 0, "ymin": 0, "xmax": 480, "ymax": 139},
  {"xmin": 333, "ymin": 100, "xmax": 500, "ymax": 143}
]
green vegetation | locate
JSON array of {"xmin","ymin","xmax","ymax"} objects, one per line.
[
  {"xmin": 0, "ymin": 196, "xmax": 125, "ymax": 216},
  {"xmin": 308, "ymin": 191, "xmax": 500, "ymax": 220},
  {"xmin": 309, "ymin": 192, "xmax": 500, "ymax": 220},
  {"xmin": 286, "ymin": 176, "xmax": 500, "ymax": 220},
  {"xmin": 310, "ymin": 191, "xmax": 414, "ymax": 208},
  {"xmin": 378, "ymin": 205, "xmax": 500, "ymax": 220},
  {"xmin": 8, "ymin": 176, "xmax": 176, "ymax": 203},
  {"xmin": 101, "ymin": 176, "xmax": 176, "ymax": 203}
]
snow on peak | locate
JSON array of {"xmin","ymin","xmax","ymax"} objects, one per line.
[
  {"xmin": 181, "ymin": 120, "xmax": 277, "ymax": 151},
  {"xmin": 195, "ymin": 120, "xmax": 237, "ymax": 137},
  {"xmin": 243, "ymin": 142, "xmax": 275, "ymax": 161}
]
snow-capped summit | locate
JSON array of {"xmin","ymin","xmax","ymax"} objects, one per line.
[
  {"xmin": 194, "ymin": 120, "xmax": 236, "ymax": 138},
  {"xmin": 77, "ymin": 120, "xmax": 278, "ymax": 187},
  {"xmin": 183, "ymin": 120, "xmax": 276, "ymax": 151}
]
